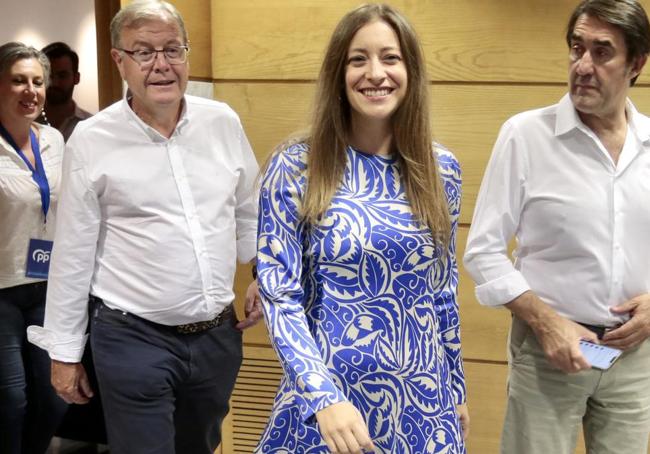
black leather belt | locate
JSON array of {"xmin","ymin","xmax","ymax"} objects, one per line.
[
  {"xmin": 578, "ymin": 322, "xmax": 610, "ymax": 340},
  {"xmin": 90, "ymin": 295, "xmax": 233, "ymax": 334}
]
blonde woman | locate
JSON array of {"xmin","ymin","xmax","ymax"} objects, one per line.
[
  {"xmin": 0, "ymin": 42, "xmax": 66, "ymax": 454},
  {"xmin": 256, "ymin": 4, "xmax": 468, "ymax": 453}
]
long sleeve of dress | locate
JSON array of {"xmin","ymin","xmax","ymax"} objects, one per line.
[
  {"xmin": 257, "ymin": 144, "xmax": 348, "ymax": 423},
  {"xmin": 434, "ymin": 148, "xmax": 467, "ymax": 405}
]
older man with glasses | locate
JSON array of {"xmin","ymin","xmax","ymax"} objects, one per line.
[{"xmin": 27, "ymin": 1, "xmax": 262, "ymax": 453}]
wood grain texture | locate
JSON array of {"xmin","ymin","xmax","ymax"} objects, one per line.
[
  {"xmin": 176, "ymin": 0, "xmax": 212, "ymax": 78},
  {"xmin": 210, "ymin": 0, "xmax": 650, "ymax": 83},
  {"xmin": 95, "ymin": 0, "xmax": 123, "ymax": 109},
  {"xmin": 457, "ymin": 227, "xmax": 511, "ymax": 363},
  {"xmin": 464, "ymin": 361, "xmax": 508, "ymax": 454},
  {"xmin": 214, "ymin": 82, "xmax": 650, "ymax": 224}
]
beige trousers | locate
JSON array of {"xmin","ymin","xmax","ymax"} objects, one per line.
[{"xmin": 501, "ymin": 316, "xmax": 650, "ymax": 454}]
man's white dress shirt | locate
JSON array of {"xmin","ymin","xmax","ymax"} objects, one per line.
[
  {"xmin": 464, "ymin": 94, "xmax": 650, "ymax": 327},
  {"xmin": 28, "ymin": 95, "xmax": 259, "ymax": 362},
  {"xmin": 0, "ymin": 124, "xmax": 64, "ymax": 289}
]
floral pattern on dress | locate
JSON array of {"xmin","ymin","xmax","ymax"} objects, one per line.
[{"xmin": 256, "ymin": 143, "xmax": 466, "ymax": 453}]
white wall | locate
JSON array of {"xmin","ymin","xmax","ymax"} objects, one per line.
[{"xmin": 1, "ymin": 0, "xmax": 99, "ymax": 113}]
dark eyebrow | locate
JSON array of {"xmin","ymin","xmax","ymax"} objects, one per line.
[
  {"xmin": 570, "ymin": 33, "xmax": 584, "ymax": 43},
  {"xmin": 593, "ymin": 39, "xmax": 614, "ymax": 48},
  {"xmin": 570, "ymin": 33, "xmax": 613, "ymax": 48}
]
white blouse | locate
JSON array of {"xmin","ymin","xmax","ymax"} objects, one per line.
[{"xmin": 0, "ymin": 123, "xmax": 64, "ymax": 289}]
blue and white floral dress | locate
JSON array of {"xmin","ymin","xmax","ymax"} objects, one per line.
[{"xmin": 256, "ymin": 143, "xmax": 466, "ymax": 454}]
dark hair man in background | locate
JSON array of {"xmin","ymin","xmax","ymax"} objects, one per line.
[{"xmin": 41, "ymin": 42, "xmax": 91, "ymax": 141}]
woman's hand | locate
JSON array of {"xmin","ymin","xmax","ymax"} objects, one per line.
[
  {"xmin": 315, "ymin": 401, "xmax": 375, "ymax": 453},
  {"xmin": 456, "ymin": 402, "xmax": 470, "ymax": 440}
]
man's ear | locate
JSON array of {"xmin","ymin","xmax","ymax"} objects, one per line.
[
  {"xmin": 630, "ymin": 54, "xmax": 648, "ymax": 80},
  {"xmin": 74, "ymin": 72, "xmax": 80, "ymax": 85},
  {"xmin": 110, "ymin": 49, "xmax": 126, "ymax": 79}
]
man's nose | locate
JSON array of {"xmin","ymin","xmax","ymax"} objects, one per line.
[
  {"xmin": 575, "ymin": 50, "xmax": 594, "ymax": 75},
  {"xmin": 152, "ymin": 50, "xmax": 171, "ymax": 70}
]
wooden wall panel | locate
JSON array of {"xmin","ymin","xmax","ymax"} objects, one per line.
[
  {"xmin": 457, "ymin": 227, "xmax": 510, "ymax": 363},
  {"xmin": 95, "ymin": 0, "xmax": 123, "ymax": 109},
  {"xmin": 211, "ymin": 0, "xmax": 650, "ymax": 84},
  {"xmin": 164, "ymin": 1, "xmax": 650, "ymax": 452},
  {"xmin": 215, "ymin": 82, "xmax": 650, "ymax": 225},
  {"xmin": 175, "ymin": 0, "xmax": 212, "ymax": 78},
  {"xmin": 464, "ymin": 361, "xmax": 508, "ymax": 454}
]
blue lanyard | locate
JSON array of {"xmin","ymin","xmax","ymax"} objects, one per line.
[{"xmin": 0, "ymin": 122, "xmax": 50, "ymax": 220}]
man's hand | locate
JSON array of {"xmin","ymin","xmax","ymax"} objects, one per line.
[
  {"xmin": 456, "ymin": 402, "xmax": 470, "ymax": 440},
  {"xmin": 506, "ymin": 291, "xmax": 597, "ymax": 373},
  {"xmin": 533, "ymin": 316, "xmax": 597, "ymax": 373},
  {"xmin": 236, "ymin": 279, "xmax": 263, "ymax": 330},
  {"xmin": 315, "ymin": 401, "xmax": 375, "ymax": 454},
  {"xmin": 603, "ymin": 294, "xmax": 650, "ymax": 350},
  {"xmin": 51, "ymin": 360, "xmax": 93, "ymax": 404}
]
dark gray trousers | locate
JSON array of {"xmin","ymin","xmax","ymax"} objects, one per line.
[{"xmin": 90, "ymin": 301, "xmax": 242, "ymax": 454}]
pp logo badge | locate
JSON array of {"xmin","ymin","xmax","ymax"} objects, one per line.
[
  {"xmin": 26, "ymin": 239, "xmax": 54, "ymax": 279},
  {"xmin": 32, "ymin": 248, "xmax": 51, "ymax": 263}
]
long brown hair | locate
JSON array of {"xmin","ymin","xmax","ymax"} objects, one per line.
[{"xmin": 302, "ymin": 3, "xmax": 451, "ymax": 245}]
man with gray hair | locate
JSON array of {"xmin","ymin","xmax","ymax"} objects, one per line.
[
  {"xmin": 464, "ymin": 0, "xmax": 650, "ymax": 453},
  {"xmin": 27, "ymin": 1, "xmax": 261, "ymax": 453}
]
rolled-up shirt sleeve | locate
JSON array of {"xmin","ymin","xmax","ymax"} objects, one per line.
[
  {"xmin": 27, "ymin": 135, "xmax": 100, "ymax": 362},
  {"xmin": 463, "ymin": 120, "xmax": 531, "ymax": 307}
]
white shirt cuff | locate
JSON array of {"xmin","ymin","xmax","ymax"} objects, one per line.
[
  {"xmin": 237, "ymin": 236, "xmax": 257, "ymax": 264},
  {"xmin": 26, "ymin": 325, "xmax": 88, "ymax": 363},
  {"xmin": 474, "ymin": 270, "xmax": 530, "ymax": 307}
]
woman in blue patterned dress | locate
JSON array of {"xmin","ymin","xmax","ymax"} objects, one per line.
[{"xmin": 256, "ymin": 4, "xmax": 468, "ymax": 453}]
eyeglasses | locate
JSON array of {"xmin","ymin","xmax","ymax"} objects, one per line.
[{"xmin": 117, "ymin": 45, "xmax": 190, "ymax": 66}]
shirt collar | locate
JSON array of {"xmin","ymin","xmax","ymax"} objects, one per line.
[
  {"xmin": 33, "ymin": 122, "xmax": 51, "ymax": 151},
  {"xmin": 554, "ymin": 92, "xmax": 650, "ymax": 143},
  {"xmin": 626, "ymin": 99, "xmax": 650, "ymax": 144},
  {"xmin": 122, "ymin": 94, "xmax": 189, "ymax": 142},
  {"xmin": 554, "ymin": 93, "xmax": 583, "ymax": 136}
]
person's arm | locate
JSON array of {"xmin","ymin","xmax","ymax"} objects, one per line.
[
  {"xmin": 233, "ymin": 123, "xmax": 262, "ymax": 330},
  {"xmin": 257, "ymin": 144, "xmax": 349, "ymax": 420},
  {"xmin": 462, "ymin": 121, "xmax": 530, "ymax": 307},
  {"xmin": 257, "ymin": 144, "xmax": 373, "ymax": 453},
  {"xmin": 433, "ymin": 149, "xmax": 466, "ymax": 405},
  {"xmin": 27, "ymin": 135, "xmax": 101, "ymax": 400},
  {"xmin": 462, "ymin": 122, "xmax": 595, "ymax": 373},
  {"xmin": 506, "ymin": 291, "xmax": 595, "ymax": 372},
  {"xmin": 434, "ymin": 149, "xmax": 470, "ymax": 440}
]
